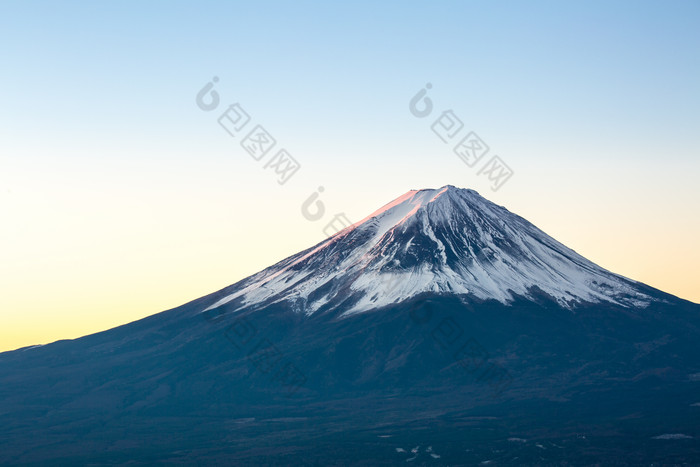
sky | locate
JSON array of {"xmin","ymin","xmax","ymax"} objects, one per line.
[{"xmin": 1, "ymin": 0, "xmax": 698, "ymax": 352}]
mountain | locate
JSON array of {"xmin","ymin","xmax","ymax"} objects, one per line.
[
  {"xmin": 205, "ymin": 185, "xmax": 655, "ymax": 316},
  {"xmin": 1, "ymin": 185, "xmax": 699, "ymax": 465}
]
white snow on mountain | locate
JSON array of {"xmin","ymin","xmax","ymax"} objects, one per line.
[{"xmin": 203, "ymin": 186, "xmax": 655, "ymax": 316}]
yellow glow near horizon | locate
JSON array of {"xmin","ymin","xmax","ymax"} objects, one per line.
[
  {"xmin": 2, "ymin": 0, "xmax": 699, "ymax": 354},
  {"xmin": 1, "ymin": 157, "xmax": 698, "ymax": 353}
]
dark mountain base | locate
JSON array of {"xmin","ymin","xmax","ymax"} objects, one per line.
[
  {"xmin": 2, "ymin": 394, "xmax": 699, "ymax": 465},
  {"xmin": 1, "ymin": 294, "xmax": 700, "ymax": 465}
]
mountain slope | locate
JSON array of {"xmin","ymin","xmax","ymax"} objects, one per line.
[
  {"xmin": 0, "ymin": 185, "xmax": 698, "ymax": 465},
  {"xmin": 205, "ymin": 186, "xmax": 657, "ymax": 316}
]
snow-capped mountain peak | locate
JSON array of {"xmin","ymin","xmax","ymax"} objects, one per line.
[{"xmin": 204, "ymin": 185, "xmax": 655, "ymax": 316}]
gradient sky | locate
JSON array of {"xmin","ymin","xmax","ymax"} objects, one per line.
[{"xmin": 1, "ymin": 0, "xmax": 699, "ymax": 352}]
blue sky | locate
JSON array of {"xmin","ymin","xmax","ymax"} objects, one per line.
[{"xmin": 1, "ymin": 0, "xmax": 699, "ymax": 350}]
